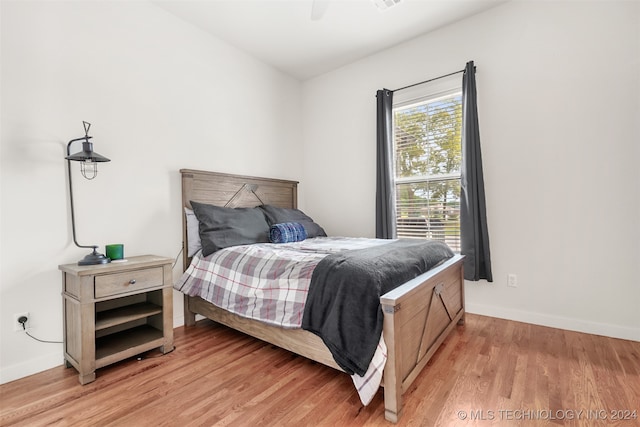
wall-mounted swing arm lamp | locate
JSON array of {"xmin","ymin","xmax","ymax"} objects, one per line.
[{"xmin": 65, "ymin": 121, "xmax": 111, "ymax": 265}]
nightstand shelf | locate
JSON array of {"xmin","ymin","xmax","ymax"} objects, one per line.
[
  {"xmin": 95, "ymin": 302, "xmax": 163, "ymax": 331},
  {"xmin": 59, "ymin": 255, "xmax": 174, "ymax": 384},
  {"xmin": 95, "ymin": 325, "xmax": 164, "ymax": 367}
]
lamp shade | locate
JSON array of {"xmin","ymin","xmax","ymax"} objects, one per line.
[{"xmin": 65, "ymin": 140, "xmax": 111, "ymax": 163}]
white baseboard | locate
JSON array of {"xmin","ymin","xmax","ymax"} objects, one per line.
[
  {"xmin": 173, "ymin": 311, "xmax": 206, "ymax": 326},
  {"xmin": 0, "ymin": 351, "xmax": 64, "ymax": 385},
  {"xmin": 466, "ymin": 302, "xmax": 640, "ymax": 342},
  {"xmin": 174, "ymin": 314, "xmax": 184, "ymax": 327}
]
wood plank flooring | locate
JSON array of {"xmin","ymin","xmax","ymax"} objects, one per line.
[{"xmin": 1, "ymin": 314, "xmax": 638, "ymax": 426}]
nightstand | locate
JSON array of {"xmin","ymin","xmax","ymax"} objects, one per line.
[{"xmin": 59, "ymin": 255, "xmax": 174, "ymax": 384}]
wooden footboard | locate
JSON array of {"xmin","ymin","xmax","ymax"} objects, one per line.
[{"xmin": 380, "ymin": 254, "xmax": 464, "ymax": 422}]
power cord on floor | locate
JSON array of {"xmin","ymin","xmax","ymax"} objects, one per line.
[{"xmin": 18, "ymin": 317, "xmax": 63, "ymax": 344}]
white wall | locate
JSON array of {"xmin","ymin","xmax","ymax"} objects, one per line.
[
  {"xmin": 0, "ymin": 1, "xmax": 303, "ymax": 383},
  {"xmin": 302, "ymin": 1, "xmax": 640, "ymax": 341}
]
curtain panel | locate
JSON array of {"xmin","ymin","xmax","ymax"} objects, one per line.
[
  {"xmin": 375, "ymin": 89, "xmax": 396, "ymax": 239},
  {"xmin": 460, "ymin": 61, "xmax": 493, "ymax": 281}
]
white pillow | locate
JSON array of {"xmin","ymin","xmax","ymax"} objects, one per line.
[{"xmin": 184, "ymin": 207, "xmax": 202, "ymax": 257}]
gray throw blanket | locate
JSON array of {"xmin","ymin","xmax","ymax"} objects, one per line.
[{"xmin": 301, "ymin": 239, "xmax": 454, "ymax": 376}]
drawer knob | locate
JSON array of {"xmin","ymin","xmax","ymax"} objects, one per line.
[{"xmin": 129, "ymin": 279, "xmax": 137, "ymax": 285}]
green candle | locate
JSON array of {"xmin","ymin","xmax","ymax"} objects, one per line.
[{"xmin": 106, "ymin": 244, "xmax": 124, "ymax": 260}]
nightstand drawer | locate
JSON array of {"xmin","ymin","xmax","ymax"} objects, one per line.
[{"xmin": 95, "ymin": 267, "xmax": 164, "ymax": 298}]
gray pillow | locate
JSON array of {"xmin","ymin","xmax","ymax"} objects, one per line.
[
  {"xmin": 190, "ymin": 201, "xmax": 270, "ymax": 257},
  {"xmin": 259, "ymin": 205, "xmax": 327, "ymax": 238}
]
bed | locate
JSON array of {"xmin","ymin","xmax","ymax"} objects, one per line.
[{"xmin": 177, "ymin": 169, "xmax": 465, "ymax": 423}]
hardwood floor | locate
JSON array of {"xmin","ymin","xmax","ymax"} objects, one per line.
[{"xmin": 1, "ymin": 314, "xmax": 638, "ymax": 426}]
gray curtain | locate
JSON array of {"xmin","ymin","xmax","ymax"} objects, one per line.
[
  {"xmin": 375, "ymin": 89, "xmax": 396, "ymax": 239},
  {"xmin": 460, "ymin": 61, "xmax": 493, "ymax": 281}
]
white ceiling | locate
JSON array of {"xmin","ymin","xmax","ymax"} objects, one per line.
[{"xmin": 153, "ymin": 0, "xmax": 506, "ymax": 81}]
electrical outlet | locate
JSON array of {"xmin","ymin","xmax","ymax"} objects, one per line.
[
  {"xmin": 507, "ymin": 274, "xmax": 518, "ymax": 288},
  {"xmin": 14, "ymin": 312, "xmax": 30, "ymax": 332}
]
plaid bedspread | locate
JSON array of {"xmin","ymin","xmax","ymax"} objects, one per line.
[{"xmin": 175, "ymin": 237, "xmax": 390, "ymax": 328}]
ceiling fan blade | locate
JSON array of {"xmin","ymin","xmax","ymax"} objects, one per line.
[
  {"xmin": 310, "ymin": 0, "xmax": 330, "ymax": 21},
  {"xmin": 372, "ymin": 0, "xmax": 403, "ymax": 11}
]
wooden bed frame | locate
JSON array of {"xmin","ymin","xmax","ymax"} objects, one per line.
[{"xmin": 179, "ymin": 169, "xmax": 465, "ymax": 423}]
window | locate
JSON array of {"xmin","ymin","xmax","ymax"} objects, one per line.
[{"xmin": 393, "ymin": 86, "xmax": 462, "ymax": 251}]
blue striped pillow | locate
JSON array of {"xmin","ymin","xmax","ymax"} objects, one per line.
[{"xmin": 269, "ymin": 222, "xmax": 308, "ymax": 243}]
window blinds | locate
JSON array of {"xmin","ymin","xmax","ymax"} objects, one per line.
[{"xmin": 393, "ymin": 91, "xmax": 462, "ymax": 251}]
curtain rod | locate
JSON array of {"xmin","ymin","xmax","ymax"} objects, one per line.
[{"xmin": 391, "ymin": 66, "xmax": 474, "ymax": 93}]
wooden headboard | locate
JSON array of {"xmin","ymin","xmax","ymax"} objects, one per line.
[{"xmin": 180, "ymin": 169, "xmax": 299, "ymax": 269}]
